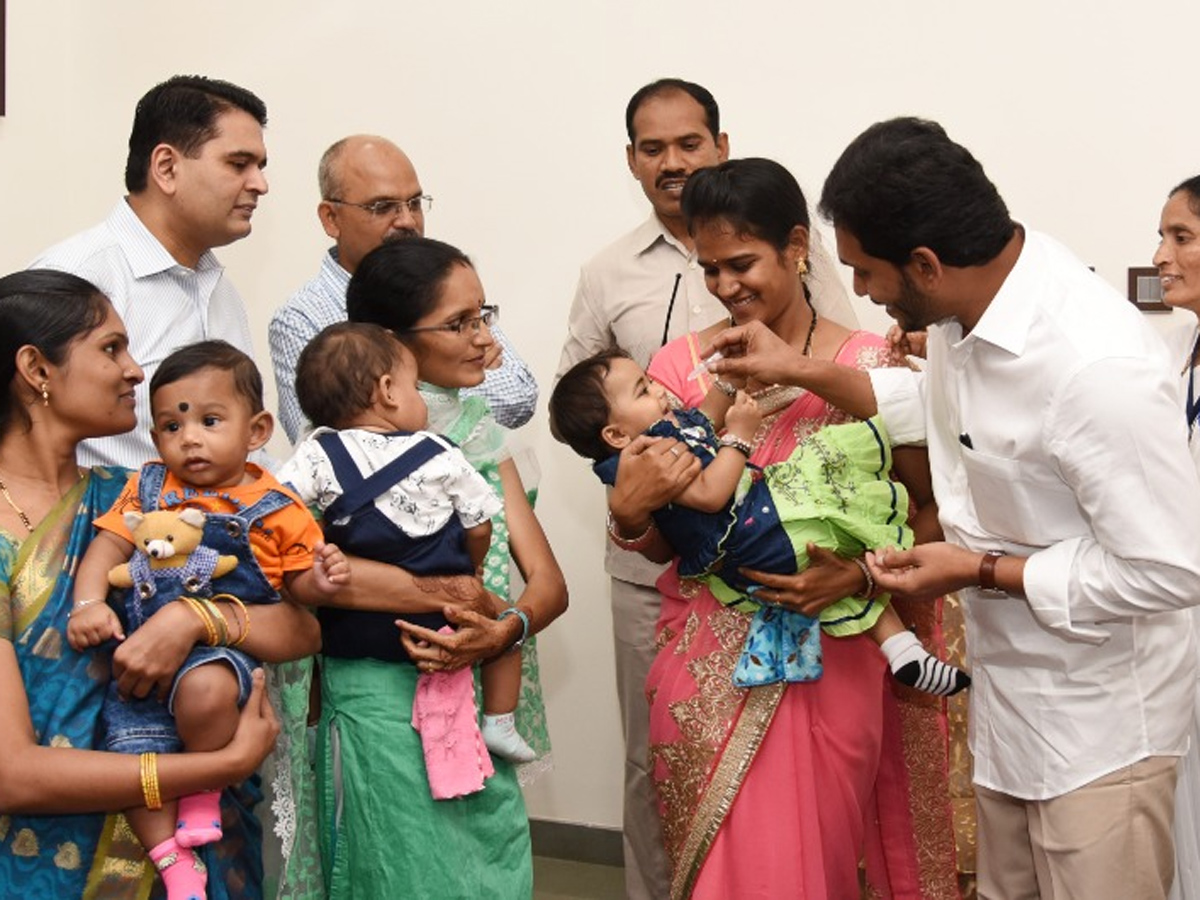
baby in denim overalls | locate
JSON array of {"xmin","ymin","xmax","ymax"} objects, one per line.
[{"xmin": 68, "ymin": 340, "xmax": 348, "ymax": 900}]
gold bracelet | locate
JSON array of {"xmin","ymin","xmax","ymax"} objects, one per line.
[
  {"xmin": 140, "ymin": 752, "xmax": 162, "ymax": 810},
  {"xmin": 213, "ymin": 593, "xmax": 250, "ymax": 648},
  {"xmin": 194, "ymin": 597, "xmax": 230, "ymax": 646},
  {"xmin": 179, "ymin": 596, "xmax": 219, "ymax": 646}
]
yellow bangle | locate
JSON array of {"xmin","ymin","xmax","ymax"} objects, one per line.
[
  {"xmin": 140, "ymin": 752, "xmax": 162, "ymax": 810},
  {"xmin": 213, "ymin": 593, "xmax": 250, "ymax": 648},
  {"xmin": 179, "ymin": 596, "xmax": 219, "ymax": 646},
  {"xmin": 194, "ymin": 597, "xmax": 229, "ymax": 646}
]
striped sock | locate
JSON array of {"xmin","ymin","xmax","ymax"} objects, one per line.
[{"xmin": 881, "ymin": 630, "xmax": 971, "ymax": 697}]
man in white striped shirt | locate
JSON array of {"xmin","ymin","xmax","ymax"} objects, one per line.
[{"xmin": 33, "ymin": 75, "xmax": 269, "ymax": 469}]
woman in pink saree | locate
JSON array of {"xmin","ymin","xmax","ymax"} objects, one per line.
[{"xmin": 610, "ymin": 159, "xmax": 961, "ymax": 898}]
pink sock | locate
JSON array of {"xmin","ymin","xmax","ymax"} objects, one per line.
[
  {"xmin": 175, "ymin": 790, "xmax": 223, "ymax": 847},
  {"xmin": 148, "ymin": 836, "xmax": 208, "ymax": 900}
]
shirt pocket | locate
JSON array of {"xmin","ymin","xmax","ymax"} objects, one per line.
[{"xmin": 960, "ymin": 445, "xmax": 1082, "ymax": 545}]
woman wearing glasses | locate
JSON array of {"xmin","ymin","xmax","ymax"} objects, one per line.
[{"xmin": 286, "ymin": 237, "xmax": 567, "ymax": 899}]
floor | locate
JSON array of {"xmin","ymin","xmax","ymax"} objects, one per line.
[{"xmin": 533, "ymin": 856, "xmax": 626, "ymax": 899}]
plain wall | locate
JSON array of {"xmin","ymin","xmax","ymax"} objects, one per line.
[{"xmin": 2, "ymin": 0, "xmax": 1197, "ymax": 830}]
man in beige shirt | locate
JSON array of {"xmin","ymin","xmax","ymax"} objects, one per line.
[{"xmin": 556, "ymin": 78, "xmax": 730, "ymax": 900}]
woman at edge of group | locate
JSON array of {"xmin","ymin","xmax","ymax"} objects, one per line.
[
  {"xmin": 273, "ymin": 236, "xmax": 567, "ymax": 900},
  {"xmin": 0, "ymin": 269, "xmax": 312, "ymax": 900},
  {"xmin": 608, "ymin": 157, "xmax": 963, "ymax": 899},
  {"xmin": 1155, "ymin": 174, "xmax": 1200, "ymax": 900}
]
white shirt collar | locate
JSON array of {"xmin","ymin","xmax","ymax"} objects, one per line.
[
  {"xmin": 107, "ymin": 198, "xmax": 223, "ymax": 278},
  {"xmin": 958, "ymin": 225, "xmax": 1038, "ymax": 358}
]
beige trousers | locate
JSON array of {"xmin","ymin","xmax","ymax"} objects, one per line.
[
  {"xmin": 611, "ymin": 576, "xmax": 671, "ymax": 900},
  {"xmin": 977, "ymin": 755, "xmax": 1179, "ymax": 900}
]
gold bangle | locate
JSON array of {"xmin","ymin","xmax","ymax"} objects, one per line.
[
  {"xmin": 179, "ymin": 596, "xmax": 218, "ymax": 646},
  {"xmin": 213, "ymin": 593, "xmax": 250, "ymax": 648},
  {"xmin": 195, "ymin": 597, "xmax": 229, "ymax": 646},
  {"xmin": 140, "ymin": 752, "xmax": 162, "ymax": 810},
  {"xmin": 187, "ymin": 596, "xmax": 219, "ymax": 645}
]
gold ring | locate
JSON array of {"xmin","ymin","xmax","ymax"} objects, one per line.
[{"xmin": 670, "ymin": 447, "xmax": 682, "ymax": 457}]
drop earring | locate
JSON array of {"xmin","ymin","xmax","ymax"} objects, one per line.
[
  {"xmin": 40, "ymin": 383, "xmax": 50, "ymax": 406},
  {"xmin": 796, "ymin": 259, "xmax": 808, "ymax": 277}
]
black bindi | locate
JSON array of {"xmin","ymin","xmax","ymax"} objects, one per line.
[{"xmin": 178, "ymin": 402, "xmax": 189, "ymax": 412}]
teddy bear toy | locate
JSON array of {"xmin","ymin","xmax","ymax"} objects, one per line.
[{"xmin": 109, "ymin": 507, "xmax": 238, "ymax": 601}]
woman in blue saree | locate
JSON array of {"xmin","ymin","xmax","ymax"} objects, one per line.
[{"xmin": 0, "ymin": 270, "xmax": 312, "ymax": 900}]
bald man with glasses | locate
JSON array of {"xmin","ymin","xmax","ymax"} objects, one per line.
[{"xmin": 269, "ymin": 134, "xmax": 537, "ymax": 442}]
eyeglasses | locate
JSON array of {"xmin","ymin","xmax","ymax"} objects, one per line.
[
  {"xmin": 402, "ymin": 305, "xmax": 499, "ymax": 336},
  {"xmin": 325, "ymin": 195, "xmax": 434, "ymax": 218}
]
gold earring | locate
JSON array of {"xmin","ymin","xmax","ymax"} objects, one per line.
[
  {"xmin": 40, "ymin": 383, "xmax": 50, "ymax": 406},
  {"xmin": 796, "ymin": 259, "xmax": 808, "ymax": 277}
]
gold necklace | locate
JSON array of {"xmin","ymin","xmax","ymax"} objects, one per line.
[{"xmin": 0, "ymin": 474, "xmax": 34, "ymax": 533}]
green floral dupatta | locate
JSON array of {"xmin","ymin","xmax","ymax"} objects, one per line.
[{"xmin": 422, "ymin": 384, "xmax": 553, "ymax": 778}]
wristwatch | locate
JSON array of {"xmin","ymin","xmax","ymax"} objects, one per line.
[{"xmin": 978, "ymin": 550, "xmax": 1006, "ymax": 593}]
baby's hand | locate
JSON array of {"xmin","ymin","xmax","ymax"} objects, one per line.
[
  {"xmin": 724, "ymin": 391, "xmax": 762, "ymax": 441},
  {"xmin": 311, "ymin": 541, "xmax": 350, "ymax": 596},
  {"xmin": 66, "ymin": 601, "xmax": 124, "ymax": 651}
]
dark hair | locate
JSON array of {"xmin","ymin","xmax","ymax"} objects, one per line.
[
  {"xmin": 818, "ymin": 117, "xmax": 1014, "ymax": 267},
  {"xmin": 346, "ymin": 237, "xmax": 473, "ymax": 333},
  {"xmin": 548, "ymin": 348, "xmax": 631, "ymax": 461},
  {"xmin": 125, "ymin": 75, "xmax": 268, "ymax": 193},
  {"xmin": 297, "ymin": 323, "xmax": 408, "ymax": 429},
  {"xmin": 682, "ymin": 158, "xmax": 811, "ymax": 250},
  {"xmin": 1171, "ymin": 175, "xmax": 1200, "ymax": 217},
  {"xmin": 0, "ymin": 270, "xmax": 110, "ymax": 434},
  {"xmin": 150, "ymin": 340, "xmax": 264, "ymax": 414},
  {"xmin": 626, "ymin": 78, "xmax": 720, "ymax": 143}
]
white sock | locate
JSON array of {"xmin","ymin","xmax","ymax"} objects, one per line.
[
  {"xmin": 482, "ymin": 712, "xmax": 537, "ymax": 763},
  {"xmin": 880, "ymin": 630, "xmax": 971, "ymax": 697}
]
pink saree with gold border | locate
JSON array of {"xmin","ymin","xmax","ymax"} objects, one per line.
[{"xmin": 645, "ymin": 330, "xmax": 974, "ymax": 899}]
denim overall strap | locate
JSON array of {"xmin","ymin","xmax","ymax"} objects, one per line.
[
  {"xmin": 318, "ymin": 432, "xmax": 447, "ymax": 523},
  {"xmin": 238, "ymin": 487, "xmax": 298, "ymax": 527},
  {"xmin": 136, "ymin": 462, "xmax": 169, "ymax": 511}
]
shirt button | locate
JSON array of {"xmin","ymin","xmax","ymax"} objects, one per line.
[
  {"xmin": 688, "ymin": 260, "xmax": 697, "ymax": 270},
  {"xmin": 692, "ymin": 305, "xmax": 702, "ymax": 314}
]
